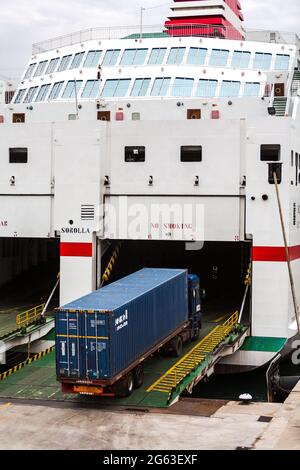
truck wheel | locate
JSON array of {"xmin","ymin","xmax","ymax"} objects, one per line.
[
  {"xmin": 171, "ymin": 336, "xmax": 183, "ymax": 357},
  {"xmin": 133, "ymin": 364, "xmax": 144, "ymax": 389},
  {"xmin": 114, "ymin": 373, "xmax": 134, "ymax": 398}
]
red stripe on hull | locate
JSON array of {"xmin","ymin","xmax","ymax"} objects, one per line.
[
  {"xmin": 253, "ymin": 246, "xmax": 300, "ymax": 262},
  {"xmin": 60, "ymin": 242, "xmax": 93, "ymax": 257}
]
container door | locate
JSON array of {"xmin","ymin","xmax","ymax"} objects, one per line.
[
  {"xmin": 84, "ymin": 312, "xmax": 110, "ymax": 380},
  {"xmin": 56, "ymin": 311, "xmax": 82, "ymax": 378}
]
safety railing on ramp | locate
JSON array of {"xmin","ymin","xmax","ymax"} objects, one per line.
[
  {"xmin": 147, "ymin": 311, "xmax": 239, "ymax": 403},
  {"xmin": 16, "ymin": 304, "xmax": 45, "ymax": 329}
]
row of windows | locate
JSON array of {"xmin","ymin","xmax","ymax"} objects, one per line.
[
  {"xmin": 23, "ymin": 47, "xmax": 291, "ymax": 79},
  {"xmin": 125, "ymin": 146, "xmax": 202, "ymax": 163},
  {"xmin": 15, "ymin": 77, "xmax": 262, "ymax": 103},
  {"xmin": 7, "ymin": 146, "xmax": 202, "ymax": 164},
  {"xmin": 8, "ymin": 145, "xmax": 287, "ymax": 166}
]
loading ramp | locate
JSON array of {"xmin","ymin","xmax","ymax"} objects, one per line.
[
  {"xmin": 0, "ymin": 303, "xmax": 54, "ymax": 363},
  {"xmin": 0, "ymin": 313, "xmax": 249, "ymax": 408}
]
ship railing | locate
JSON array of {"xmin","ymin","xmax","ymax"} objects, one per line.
[
  {"xmin": 269, "ymin": 82, "xmax": 275, "ymax": 107},
  {"xmin": 32, "ymin": 24, "xmax": 244, "ymax": 54},
  {"xmin": 291, "ymin": 81, "xmax": 300, "ymax": 97},
  {"xmin": 245, "ymin": 29, "xmax": 299, "ymax": 46},
  {"xmin": 16, "ymin": 304, "xmax": 45, "ymax": 329},
  {"xmin": 32, "ymin": 25, "xmax": 299, "ymax": 55},
  {"xmin": 285, "ymin": 70, "xmax": 296, "ymax": 115}
]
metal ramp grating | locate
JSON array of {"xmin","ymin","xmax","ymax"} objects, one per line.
[{"xmin": 147, "ymin": 311, "xmax": 239, "ymax": 397}]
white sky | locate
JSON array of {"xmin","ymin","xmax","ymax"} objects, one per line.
[{"xmin": 0, "ymin": 0, "xmax": 299, "ymax": 79}]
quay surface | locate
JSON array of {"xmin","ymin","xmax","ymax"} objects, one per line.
[{"xmin": 0, "ymin": 381, "xmax": 299, "ymax": 450}]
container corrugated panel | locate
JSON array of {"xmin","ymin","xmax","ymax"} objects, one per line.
[{"xmin": 56, "ymin": 268, "xmax": 188, "ymax": 381}]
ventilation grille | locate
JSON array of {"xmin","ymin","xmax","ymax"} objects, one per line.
[{"xmin": 81, "ymin": 205, "xmax": 95, "ymax": 220}]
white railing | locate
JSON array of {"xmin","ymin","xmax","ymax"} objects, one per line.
[
  {"xmin": 285, "ymin": 70, "xmax": 296, "ymax": 115},
  {"xmin": 32, "ymin": 24, "xmax": 244, "ymax": 54},
  {"xmin": 32, "ymin": 25, "xmax": 299, "ymax": 55},
  {"xmin": 246, "ymin": 29, "xmax": 299, "ymax": 46},
  {"xmin": 269, "ymin": 82, "xmax": 275, "ymax": 107},
  {"xmin": 291, "ymin": 81, "xmax": 300, "ymax": 97}
]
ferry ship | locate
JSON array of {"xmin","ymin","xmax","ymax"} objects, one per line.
[{"xmin": 0, "ymin": 0, "xmax": 299, "ymax": 382}]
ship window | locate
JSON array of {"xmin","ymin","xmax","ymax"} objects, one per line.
[
  {"xmin": 81, "ymin": 80, "xmax": 100, "ymax": 98},
  {"xmin": 102, "ymin": 49, "xmax": 121, "ymax": 66},
  {"xmin": 49, "ymin": 81, "xmax": 64, "ymax": 100},
  {"xmin": 14, "ymin": 89, "xmax": 27, "ymax": 104},
  {"xmin": 187, "ymin": 48, "xmax": 207, "ymax": 65},
  {"xmin": 196, "ymin": 79, "xmax": 217, "ymax": 98},
  {"xmin": 181, "ymin": 146, "xmax": 202, "ymax": 162},
  {"xmin": 131, "ymin": 78, "xmax": 151, "ymax": 97},
  {"xmin": 84, "ymin": 50, "xmax": 102, "ymax": 68},
  {"xmin": 151, "ymin": 78, "xmax": 171, "ymax": 96},
  {"xmin": 120, "ymin": 49, "xmax": 148, "ymax": 66},
  {"xmin": 58, "ymin": 55, "xmax": 73, "ymax": 72},
  {"xmin": 70, "ymin": 52, "xmax": 85, "ymax": 70},
  {"xmin": 101, "ymin": 79, "xmax": 131, "ymax": 97},
  {"xmin": 148, "ymin": 48, "xmax": 167, "ymax": 65},
  {"xmin": 23, "ymin": 86, "xmax": 39, "ymax": 103},
  {"xmin": 260, "ymin": 144, "xmax": 281, "ymax": 161},
  {"xmin": 46, "ymin": 57, "xmax": 60, "ymax": 74},
  {"xmin": 24, "ymin": 63, "xmax": 37, "ymax": 79},
  {"xmin": 34, "ymin": 61, "xmax": 48, "ymax": 77},
  {"xmin": 9, "ymin": 148, "xmax": 28, "ymax": 164},
  {"xmin": 62, "ymin": 80, "xmax": 83, "ymax": 99},
  {"xmin": 209, "ymin": 49, "xmax": 229, "ymax": 67},
  {"xmin": 167, "ymin": 47, "xmax": 185, "ymax": 65},
  {"xmin": 253, "ymin": 52, "xmax": 272, "ymax": 70},
  {"xmin": 220, "ymin": 80, "xmax": 240, "ymax": 97},
  {"xmin": 35, "ymin": 84, "xmax": 51, "ymax": 102},
  {"xmin": 172, "ymin": 78, "xmax": 194, "ymax": 97},
  {"xmin": 275, "ymin": 54, "xmax": 290, "ymax": 71},
  {"xmin": 125, "ymin": 147, "xmax": 145, "ymax": 162},
  {"xmin": 244, "ymin": 82, "xmax": 260, "ymax": 97},
  {"xmin": 231, "ymin": 51, "xmax": 251, "ymax": 69}
]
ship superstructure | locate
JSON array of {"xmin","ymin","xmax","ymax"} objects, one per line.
[{"xmin": 0, "ymin": 0, "xmax": 300, "ymax": 372}]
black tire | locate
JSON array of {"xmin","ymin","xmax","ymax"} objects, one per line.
[
  {"xmin": 114, "ymin": 372, "xmax": 134, "ymax": 398},
  {"xmin": 133, "ymin": 364, "xmax": 144, "ymax": 389},
  {"xmin": 170, "ymin": 336, "xmax": 183, "ymax": 357}
]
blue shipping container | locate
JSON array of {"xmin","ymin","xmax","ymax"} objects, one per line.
[{"xmin": 56, "ymin": 268, "xmax": 189, "ymax": 381}]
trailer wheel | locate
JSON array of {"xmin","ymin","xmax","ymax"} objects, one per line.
[
  {"xmin": 114, "ymin": 373, "xmax": 134, "ymax": 398},
  {"xmin": 170, "ymin": 336, "xmax": 183, "ymax": 357},
  {"xmin": 133, "ymin": 364, "xmax": 144, "ymax": 389}
]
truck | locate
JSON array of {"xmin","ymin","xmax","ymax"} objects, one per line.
[{"xmin": 56, "ymin": 268, "xmax": 201, "ymax": 397}]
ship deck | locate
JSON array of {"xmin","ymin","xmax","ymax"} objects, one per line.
[{"xmin": 0, "ymin": 310, "xmax": 249, "ymax": 408}]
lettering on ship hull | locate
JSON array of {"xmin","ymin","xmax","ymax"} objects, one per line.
[{"xmin": 61, "ymin": 227, "xmax": 90, "ymax": 234}]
